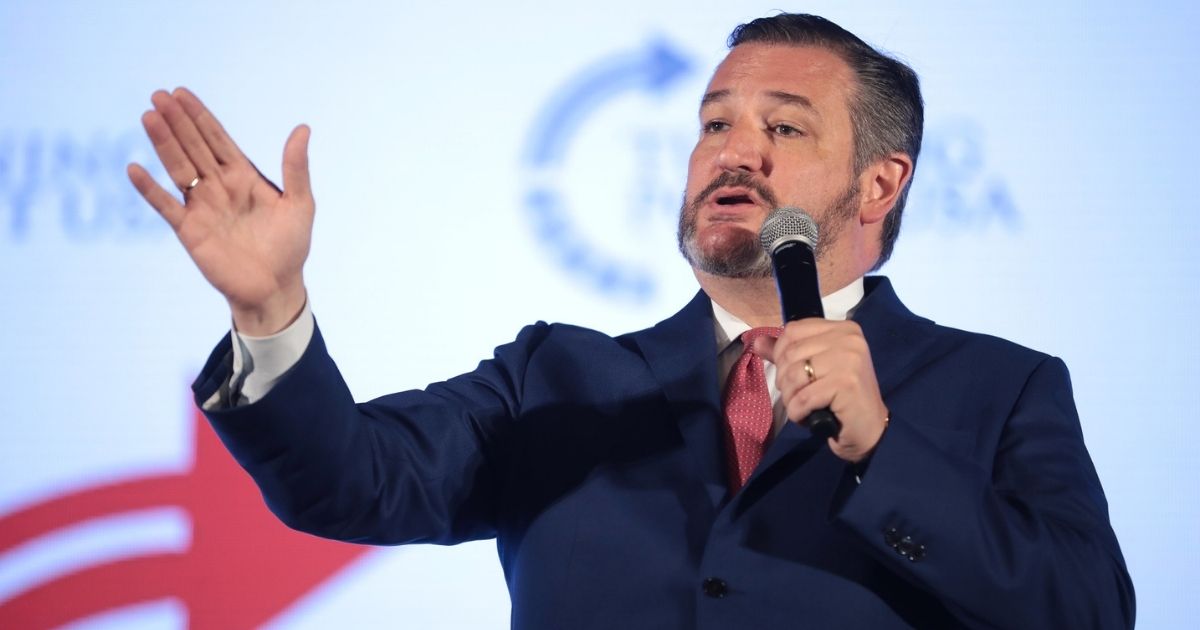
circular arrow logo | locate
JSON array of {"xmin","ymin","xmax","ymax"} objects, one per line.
[{"xmin": 521, "ymin": 39, "xmax": 693, "ymax": 302}]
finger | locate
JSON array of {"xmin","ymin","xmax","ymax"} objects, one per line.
[
  {"xmin": 173, "ymin": 87, "xmax": 246, "ymax": 166},
  {"xmin": 776, "ymin": 360, "xmax": 817, "ymax": 402},
  {"xmin": 788, "ymin": 347, "xmax": 862, "ymax": 389},
  {"xmin": 778, "ymin": 319, "xmax": 856, "ymax": 356},
  {"xmin": 777, "ymin": 318, "xmax": 836, "ymax": 345},
  {"xmin": 152, "ymin": 90, "xmax": 220, "ymax": 177},
  {"xmin": 281, "ymin": 124, "xmax": 312, "ymax": 201},
  {"xmin": 141, "ymin": 109, "xmax": 200, "ymax": 192},
  {"xmin": 775, "ymin": 321, "xmax": 863, "ymax": 368},
  {"xmin": 127, "ymin": 162, "xmax": 185, "ymax": 229},
  {"xmin": 781, "ymin": 317, "xmax": 835, "ymax": 339},
  {"xmin": 774, "ymin": 336, "xmax": 833, "ymax": 372},
  {"xmin": 784, "ymin": 378, "xmax": 836, "ymax": 424}
]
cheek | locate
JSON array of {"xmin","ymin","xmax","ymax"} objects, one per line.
[
  {"xmin": 771, "ymin": 162, "xmax": 840, "ymax": 206},
  {"xmin": 683, "ymin": 148, "xmax": 708, "ymax": 195},
  {"xmin": 686, "ymin": 147, "xmax": 700, "ymax": 181}
]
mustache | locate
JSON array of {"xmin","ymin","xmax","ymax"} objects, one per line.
[{"xmin": 690, "ymin": 171, "xmax": 779, "ymax": 210}]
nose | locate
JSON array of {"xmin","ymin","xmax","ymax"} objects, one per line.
[{"xmin": 716, "ymin": 125, "xmax": 770, "ymax": 175}]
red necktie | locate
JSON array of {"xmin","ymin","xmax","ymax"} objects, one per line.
[{"xmin": 722, "ymin": 327, "xmax": 782, "ymax": 493}]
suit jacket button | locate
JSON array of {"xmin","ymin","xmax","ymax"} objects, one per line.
[
  {"xmin": 884, "ymin": 527, "xmax": 900, "ymax": 547},
  {"xmin": 909, "ymin": 544, "xmax": 927, "ymax": 562},
  {"xmin": 702, "ymin": 577, "xmax": 728, "ymax": 598},
  {"xmin": 897, "ymin": 536, "xmax": 916, "ymax": 556}
]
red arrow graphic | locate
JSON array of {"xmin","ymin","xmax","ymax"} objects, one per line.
[{"xmin": 0, "ymin": 406, "xmax": 372, "ymax": 629}]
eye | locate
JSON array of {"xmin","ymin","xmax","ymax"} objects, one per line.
[
  {"xmin": 702, "ymin": 120, "xmax": 729, "ymax": 134},
  {"xmin": 771, "ymin": 123, "xmax": 803, "ymax": 137}
]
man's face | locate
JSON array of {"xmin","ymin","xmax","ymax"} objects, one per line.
[{"xmin": 678, "ymin": 44, "xmax": 862, "ymax": 279}]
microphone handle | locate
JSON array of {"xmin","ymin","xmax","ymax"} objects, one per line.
[
  {"xmin": 805, "ymin": 408, "xmax": 842, "ymax": 441},
  {"xmin": 770, "ymin": 240, "xmax": 843, "ymax": 440}
]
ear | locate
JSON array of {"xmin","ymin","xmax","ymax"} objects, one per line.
[{"xmin": 858, "ymin": 153, "xmax": 913, "ymax": 225}]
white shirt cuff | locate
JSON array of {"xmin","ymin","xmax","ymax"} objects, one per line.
[{"xmin": 201, "ymin": 299, "xmax": 315, "ymax": 410}]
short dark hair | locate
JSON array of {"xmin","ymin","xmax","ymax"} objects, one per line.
[{"xmin": 728, "ymin": 14, "xmax": 924, "ymax": 269}]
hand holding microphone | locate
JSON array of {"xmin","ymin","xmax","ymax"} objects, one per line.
[{"xmin": 754, "ymin": 208, "xmax": 888, "ymax": 463}]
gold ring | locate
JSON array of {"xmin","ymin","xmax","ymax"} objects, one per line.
[
  {"xmin": 803, "ymin": 359, "xmax": 816, "ymax": 383},
  {"xmin": 183, "ymin": 176, "xmax": 201, "ymax": 192}
]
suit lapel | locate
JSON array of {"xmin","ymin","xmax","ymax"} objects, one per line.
[
  {"xmin": 628, "ymin": 290, "xmax": 728, "ymax": 508},
  {"xmin": 854, "ymin": 276, "xmax": 937, "ymax": 399}
]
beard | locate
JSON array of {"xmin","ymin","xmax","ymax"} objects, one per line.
[{"xmin": 676, "ymin": 171, "xmax": 860, "ymax": 279}]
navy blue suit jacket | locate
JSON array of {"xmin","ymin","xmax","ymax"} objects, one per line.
[{"xmin": 196, "ymin": 277, "xmax": 1134, "ymax": 629}]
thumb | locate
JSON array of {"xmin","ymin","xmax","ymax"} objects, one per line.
[
  {"xmin": 752, "ymin": 335, "xmax": 778, "ymax": 362},
  {"xmin": 281, "ymin": 124, "xmax": 312, "ymax": 200}
]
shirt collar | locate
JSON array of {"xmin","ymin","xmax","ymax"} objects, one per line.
[{"xmin": 711, "ymin": 276, "xmax": 865, "ymax": 353}]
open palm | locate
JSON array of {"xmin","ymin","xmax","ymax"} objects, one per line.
[{"xmin": 128, "ymin": 88, "xmax": 312, "ymax": 335}]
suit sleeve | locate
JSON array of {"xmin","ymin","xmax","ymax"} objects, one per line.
[
  {"xmin": 833, "ymin": 356, "xmax": 1135, "ymax": 629},
  {"xmin": 193, "ymin": 321, "xmax": 546, "ymax": 546}
]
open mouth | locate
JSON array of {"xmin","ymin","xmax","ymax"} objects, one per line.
[{"xmin": 716, "ymin": 193, "xmax": 755, "ymax": 205}]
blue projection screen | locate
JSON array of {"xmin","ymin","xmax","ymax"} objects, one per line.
[{"xmin": 1, "ymin": 1, "xmax": 1196, "ymax": 628}]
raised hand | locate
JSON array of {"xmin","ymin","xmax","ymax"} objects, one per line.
[{"xmin": 128, "ymin": 88, "xmax": 313, "ymax": 336}]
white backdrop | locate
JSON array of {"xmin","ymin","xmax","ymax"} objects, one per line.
[{"xmin": 1, "ymin": 1, "xmax": 1197, "ymax": 628}]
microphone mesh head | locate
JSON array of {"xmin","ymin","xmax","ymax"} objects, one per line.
[{"xmin": 759, "ymin": 207, "xmax": 819, "ymax": 254}]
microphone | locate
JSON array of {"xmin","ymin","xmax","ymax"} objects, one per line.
[{"xmin": 759, "ymin": 208, "xmax": 843, "ymax": 440}]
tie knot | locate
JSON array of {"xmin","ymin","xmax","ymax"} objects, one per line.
[{"xmin": 739, "ymin": 326, "xmax": 782, "ymax": 357}]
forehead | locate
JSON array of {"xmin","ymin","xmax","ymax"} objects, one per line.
[{"xmin": 705, "ymin": 43, "xmax": 856, "ymax": 112}]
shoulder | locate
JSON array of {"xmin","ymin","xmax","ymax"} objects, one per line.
[
  {"xmin": 922, "ymin": 319, "xmax": 1051, "ymax": 369},
  {"xmin": 504, "ymin": 320, "xmax": 641, "ymax": 358},
  {"xmin": 494, "ymin": 321, "xmax": 648, "ymax": 380},
  {"xmin": 503, "ymin": 289, "xmax": 712, "ymax": 360}
]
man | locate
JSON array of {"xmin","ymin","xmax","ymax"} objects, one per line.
[{"xmin": 129, "ymin": 13, "xmax": 1134, "ymax": 629}]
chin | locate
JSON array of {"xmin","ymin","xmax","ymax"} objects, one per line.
[
  {"xmin": 688, "ymin": 226, "xmax": 773, "ymax": 279},
  {"xmin": 700, "ymin": 222, "xmax": 758, "ymax": 252}
]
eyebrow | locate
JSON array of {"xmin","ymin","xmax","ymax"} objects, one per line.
[
  {"xmin": 766, "ymin": 90, "xmax": 818, "ymax": 115},
  {"xmin": 700, "ymin": 89, "xmax": 821, "ymax": 119},
  {"xmin": 700, "ymin": 89, "xmax": 731, "ymax": 108}
]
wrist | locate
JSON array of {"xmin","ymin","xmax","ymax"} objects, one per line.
[
  {"xmin": 852, "ymin": 413, "xmax": 890, "ymax": 475},
  {"xmin": 230, "ymin": 280, "xmax": 307, "ymax": 336}
]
